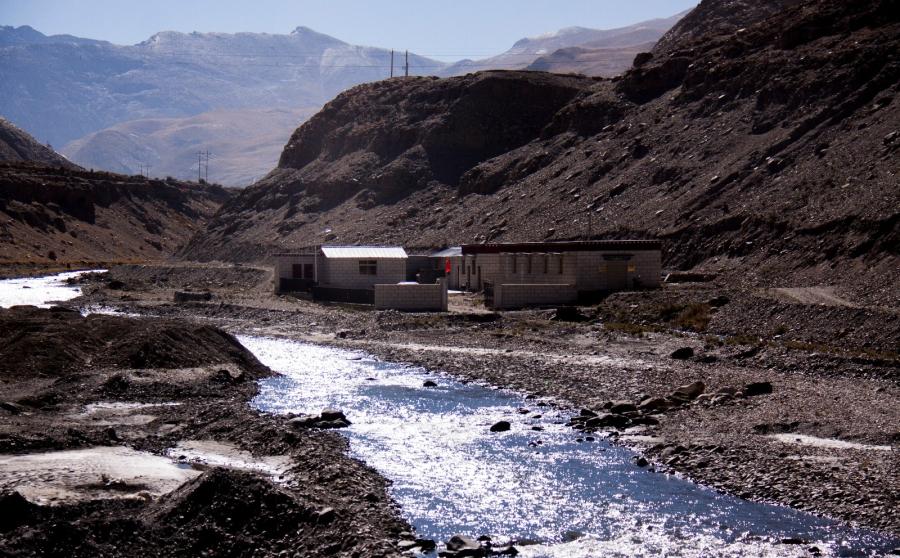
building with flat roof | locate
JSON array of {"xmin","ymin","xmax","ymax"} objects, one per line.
[
  {"xmin": 442, "ymin": 240, "xmax": 662, "ymax": 308},
  {"xmin": 274, "ymin": 246, "xmax": 447, "ymax": 311}
]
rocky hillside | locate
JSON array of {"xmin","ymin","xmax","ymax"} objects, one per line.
[
  {"xmin": 183, "ymin": 0, "xmax": 899, "ymax": 304},
  {"xmin": 0, "ymin": 118, "xmax": 79, "ymax": 169},
  {"xmin": 0, "ymin": 162, "xmax": 229, "ymax": 266}
]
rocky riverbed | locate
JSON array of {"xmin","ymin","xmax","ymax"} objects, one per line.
[{"xmin": 70, "ymin": 264, "xmax": 900, "ymax": 544}]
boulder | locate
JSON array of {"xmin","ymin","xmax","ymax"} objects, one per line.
[
  {"xmin": 287, "ymin": 415, "xmax": 319, "ymax": 428},
  {"xmin": 609, "ymin": 401, "xmax": 637, "ymax": 414},
  {"xmin": 744, "ymin": 381, "xmax": 773, "ymax": 396},
  {"xmin": 670, "ymin": 347, "xmax": 695, "ymax": 359},
  {"xmin": 489, "ymin": 421, "xmax": 511, "ymax": 433},
  {"xmin": 671, "ymin": 381, "xmax": 705, "ymax": 400},
  {"xmin": 638, "ymin": 397, "xmax": 672, "ymax": 413},
  {"xmin": 446, "ymin": 535, "xmax": 481, "ymax": 552},
  {"xmin": 416, "ymin": 539, "xmax": 438, "ymax": 552},
  {"xmin": 584, "ymin": 413, "xmax": 631, "ymax": 429},
  {"xmin": 423, "ymin": 380, "xmax": 438, "ymax": 387},
  {"xmin": 320, "ymin": 408, "xmax": 347, "ymax": 422}
]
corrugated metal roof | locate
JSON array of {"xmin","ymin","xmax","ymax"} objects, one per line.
[
  {"xmin": 430, "ymin": 247, "xmax": 462, "ymax": 258},
  {"xmin": 320, "ymin": 246, "xmax": 408, "ymax": 259}
]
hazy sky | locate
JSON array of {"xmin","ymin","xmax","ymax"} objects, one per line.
[{"xmin": 0, "ymin": 0, "xmax": 698, "ymax": 60}]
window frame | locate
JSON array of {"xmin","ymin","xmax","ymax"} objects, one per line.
[{"xmin": 358, "ymin": 259, "xmax": 378, "ymax": 276}]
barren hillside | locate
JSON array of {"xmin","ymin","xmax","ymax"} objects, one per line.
[
  {"xmin": 183, "ymin": 0, "xmax": 899, "ymax": 305},
  {"xmin": 0, "ymin": 163, "xmax": 229, "ymax": 267}
]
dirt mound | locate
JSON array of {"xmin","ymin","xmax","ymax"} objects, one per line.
[
  {"xmin": 3, "ymin": 467, "xmax": 404, "ymax": 558},
  {"xmin": 0, "ymin": 306, "xmax": 266, "ymax": 380},
  {"xmin": 182, "ymin": 0, "xmax": 899, "ymax": 307},
  {"xmin": 0, "ymin": 162, "xmax": 230, "ymax": 267},
  {"xmin": 0, "ymin": 117, "xmax": 79, "ymax": 169}
]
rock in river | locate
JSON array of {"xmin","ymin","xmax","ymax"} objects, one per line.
[{"xmin": 489, "ymin": 421, "xmax": 511, "ymax": 433}]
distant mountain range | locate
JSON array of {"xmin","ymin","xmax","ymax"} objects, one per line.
[
  {"xmin": 440, "ymin": 12, "xmax": 686, "ymax": 76},
  {"xmin": 0, "ymin": 13, "xmax": 684, "ymax": 185}
]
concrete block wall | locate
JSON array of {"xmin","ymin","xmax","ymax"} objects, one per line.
[
  {"xmin": 575, "ymin": 250, "xmax": 661, "ymax": 290},
  {"xmin": 495, "ymin": 253, "xmax": 578, "ymax": 286},
  {"xmin": 493, "ymin": 283, "xmax": 577, "ymax": 309},
  {"xmin": 275, "ymin": 254, "xmax": 315, "ymax": 280},
  {"xmin": 375, "ymin": 280, "xmax": 448, "ymax": 311},
  {"xmin": 320, "ymin": 258, "xmax": 407, "ymax": 290}
]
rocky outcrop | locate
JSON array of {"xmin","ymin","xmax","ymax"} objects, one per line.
[
  {"xmin": 183, "ymin": 0, "xmax": 899, "ymax": 305},
  {"xmin": 0, "ymin": 118, "xmax": 79, "ymax": 169}
]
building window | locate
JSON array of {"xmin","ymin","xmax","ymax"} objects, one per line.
[
  {"xmin": 512, "ymin": 255, "xmax": 517, "ymax": 274},
  {"xmin": 526, "ymin": 255, "xmax": 532, "ymax": 274},
  {"xmin": 359, "ymin": 260, "xmax": 377, "ymax": 275},
  {"xmin": 543, "ymin": 255, "xmax": 549, "ymax": 274},
  {"xmin": 559, "ymin": 255, "xmax": 564, "ymax": 274},
  {"xmin": 304, "ymin": 264, "xmax": 314, "ymax": 279},
  {"xmin": 292, "ymin": 264, "xmax": 304, "ymax": 279}
]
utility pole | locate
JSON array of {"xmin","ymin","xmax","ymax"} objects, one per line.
[
  {"xmin": 404, "ymin": 50, "xmax": 409, "ymax": 77},
  {"xmin": 197, "ymin": 151, "xmax": 202, "ymax": 182},
  {"xmin": 204, "ymin": 150, "xmax": 210, "ymax": 182},
  {"xmin": 139, "ymin": 163, "xmax": 143, "ymax": 177},
  {"xmin": 390, "ymin": 50, "xmax": 394, "ymax": 78},
  {"xmin": 146, "ymin": 164, "xmax": 150, "ymax": 179}
]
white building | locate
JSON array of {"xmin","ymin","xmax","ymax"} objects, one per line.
[{"xmin": 274, "ymin": 245, "xmax": 447, "ymax": 311}]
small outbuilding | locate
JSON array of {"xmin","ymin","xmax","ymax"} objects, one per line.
[
  {"xmin": 274, "ymin": 245, "xmax": 407, "ymax": 303},
  {"xmin": 274, "ymin": 245, "xmax": 447, "ymax": 311}
]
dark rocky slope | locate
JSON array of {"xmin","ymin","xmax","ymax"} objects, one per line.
[
  {"xmin": 0, "ymin": 117, "xmax": 79, "ymax": 169},
  {"xmin": 183, "ymin": 0, "xmax": 899, "ymax": 305},
  {"xmin": 0, "ymin": 162, "xmax": 230, "ymax": 267}
]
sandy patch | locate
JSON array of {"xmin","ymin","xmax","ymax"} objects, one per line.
[
  {"xmin": 0, "ymin": 446, "xmax": 200, "ymax": 504},
  {"xmin": 768, "ymin": 434, "xmax": 893, "ymax": 451},
  {"xmin": 168, "ymin": 440, "xmax": 292, "ymax": 480}
]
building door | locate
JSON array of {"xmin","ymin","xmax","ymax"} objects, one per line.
[
  {"xmin": 477, "ymin": 266, "xmax": 482, "ymax": 290},
  {"xmin": 605, "ymin": 261, "xmax": 630, "ymax": 291}
]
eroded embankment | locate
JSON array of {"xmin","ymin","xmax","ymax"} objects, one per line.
[{"xmin": 0, "ymin": 305, "xmax": 408, "ymax": 557}]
